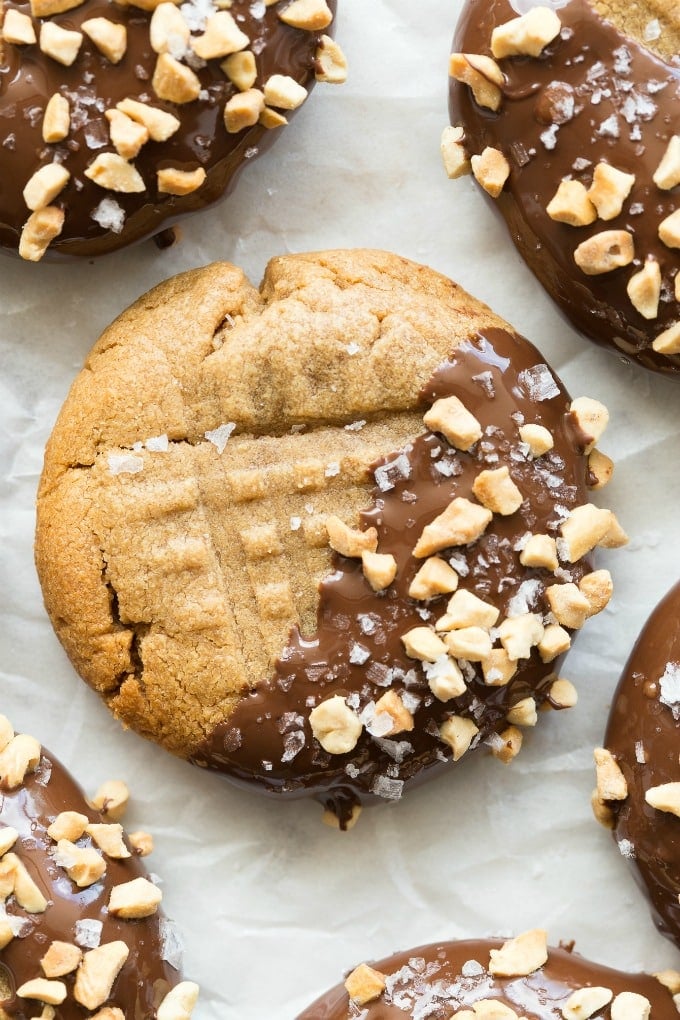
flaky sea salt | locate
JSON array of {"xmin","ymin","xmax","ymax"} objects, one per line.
[
  {"xmin": 180, "ymin": 0, "xmax": 216, "ymax": 30},
  {"xmin": 618, "ymin": 838, "xmax": 635, "ymax": 859},
  {"xmin": 635, "ymin": 740, "xmax": 646, "ymax": 764},
  {"xmin": 519, "ymin": 364, "xmax": 560, "ymax": 402},
  {"xmin": 597, "ymin": 114, "xmax": 620, "ymax": 139},
  {"xmin": 108, "ymin": 453, "xmax": 143, "ymax": 475},
  {"xmin": 506, "ymin": 579, "xmax": 541, "ymax": 617},
  {"xmin": 371, "ymin": 774, "xmax": 404, "ymax": 800},
  {"xmin": 290, "ymin": 516, "xmax": 301, "ymax": 531},
  {"xmin": 205, "ymin": 422, "xmax": 235, "ymax": 453},
  {"xmin": 344, "ymin": 420, "xmax": 366, "ymax": 431},
  {"xmin": 75, "ymin": 919, "xmax": 103, "ymax": 948},
  {"xmin": 461, "ymin": 959, "xmax": 484, "ymax": 977},
  {"xmin": 145, "ymin": 434, "xmax": 169, "ymax": 452},
  {"xmin": 345, "ymin": 342, "xmax": 361, "ymax": 355},
  {"xmin": 159, "ymin": 918, "xmax": 184, "ymax": 969},
  {"xmin": 374, "ymin": 453, "xmax": 411, "ymax": 491},
  {"xmin": 659, "ymin": 662, "xmax": 680, "ymax": 719},
  {"xmin": 325, "ymin": 462, "xmax": 340, "ymax": 478},
  {"xmin": 281, "ymin": 730, "xmax": 305, "ymax": 763},
  {"xmin": 91, "ymin": 197, "xmax": 125, "ymax": 234},
  {"xmin": 349, "ymin": 642, "xmax": 370, "ymax": 665}
]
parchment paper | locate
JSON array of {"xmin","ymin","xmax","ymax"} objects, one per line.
[{"xmin": 2, "ymin": 1, "xmax": 680, "ymax": 1016}]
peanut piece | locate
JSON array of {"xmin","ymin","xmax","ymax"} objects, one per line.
[
  {"xmin": 43, "ymin": 94, "xmax": 70, "ymax": 142},
  {"xmin": 444, "ymin": 626, "xmax": 493, "ymax": 661},
  {"xmin": 599, "ymin": 513, "xmax": 628, "ymax": 549},
  {"xmin": 423, "ymin": 394, "xmax": 482, "ymax": 451},
  {"xmin": 73, "ymin": 942, "xmax": 129, "ymax": 1010},
  {"xmin": 157, "ymin": 981, "xmax": 200, "ymax": 1020},
  {"xmin": 491, "ymin": 725, "xmax": 522, "ymax": 763},
  {"xmin": 507, "ymin": 696, "xmax": 537, "ymax": 727},
  {"xmin": 361, "ymin": 551, "xmax": 397, "ymax": 592},
  {"xmin": 322, "ymin": 804, "xmax": 362, "ymax": 831},
  {"xmin": 3, "ymin": 10, "xmax": 37, "ymax": 45},
  {"xmin": 570, "ymin": 397, "xmax": 609, "ymax": 455},
  {"xmin": 81, "ymin": 18, "xmax": 127, "ymax": 62},
  {"xmin": 23, "ymin": 163, "xmax": 70, "ymax": 212},
  {"xmin": 7, "ymin": 854, "xmax": 48, "ymax": 911},
  {"xmin": 16, "ymin": 979, "xmax": 66, "ymax": 1005},
  {"xmin": 345, "ymin": 964, "xmax": 386, "ymax": 1006},
  {"xmin": 224, "ymin": 88, "xmax": 266, "ymax": 132},
  {"xmin": 627, "ymin": 260, "xmax": 661, "ymax": 320},
  {"xmin": 587, "ymin": 163, "xmax": 635, "ymax": 221},
  {"xmin": 309, "ymin": 696, "xmax": 362, "ymax": 755},
  {"xmin": 157, "ymin": 167, "xmax": 206, "ymax": 195},
  {"xmin": 152, "ymin": 53, "xmax": 200, "ymax": 103},
  {"xmin": 578, "ymin": 569, "xmax": 612, "ymax": 617},
  {"xmin": 53, "ymin": 840, "xmax": 106, "ymax": 887},
  {"xmin": 653, "ymin": 970, "xmax": 680, "ymax": 995},
  {"xmin": 374, "ymin": 691, "xmax": 414, "ymax": 736},
  {"xmin": 108, "ymin": 876, "xmax": 162, "ymax": 918},
  {"xmin": 473, "ymin": 466, "xmax": 522, "ymax": 515},
  {"xmin": 128, "ymin": 830, "xmax": 153, "ymax": 856},
  {"xmin": 413, "ymin": 498, "xmax": 492, "ymax": 557},
  {"xmin": 498, "ymin": 613, "xmax": 544, "ymax": 661},
  {"xmin": 408, "ymin": 557, "xmax": 459, "ymax": 600},
  {"xmin": 610, "ymin": 992, "xmax": 651, "ymax": 1020},
  {"xmin": 221, "ymin": 50, "xmax": 257, "ymax": 90},
  {"xmin": 326, "ymin": 516, "xmax": 378, "ymax": 558},
  {"xmin": 0, "ymin": 734, "xmax": 41, "ymax": 788},
  {"xmin": 491, "ymin": 7, "xmax": 561, "ymax": 58},
  {"xmin": 401, "ymin": 627, "xmax": 448, "ymax": 662},
  {"xmin": 105, "ymin": 109, "xmax": 149, "ymax": 160},
  {"xmin": 425, "ymin": 656, "xmax": 466, "ymax": 701},
  {"xmin": 562, "ymin": 986, "xmax": 613, "ymax": 1020},
  {"xmin": 591, "ymin": 789, "xmax": 615, "ymax": 829},
  {"xmin": 41, "ymin": 941, "xmax": 82, "ymax": 978},
  {"xmin": 489, "ymin": 929, "xmax": 548, "ymax": 977},
  {"xmin": 545, "ymin": 583, "xmax": 590, "ymax": 630},
  {"xmin": 538, "ymin": 624, "xmax": 571, "ymax": 663},
  {"xmin": 549, "ymin": 677, "xmax": 577, "ymax": 708},
  {"xmin": 645, "ymin": 783, "xmax": 680, "ymax": 817},
  {"xmin": 481, "ymin": 648, "xmax": 517, "ymax": 686},
  {"xmin": 116, "ymin": 99, "xmax": 180, "ymax": 141},
  {"xmin": 149, "ymin": 2, "xmax": 189, "ymax": 54},
  {"xmin": 441, "ymin": 125, "xmax": 471, "ymax": 180},
  {"xmin": 438, "ymin": 588, "xmax": 499, "ymax": 631},
  {"xmin": 259, "ymin": 107, "xmax": 287, "ymax": 129},
  {"xmin": 314, "ymin": 34, "xmax": 347, "ymax": 84},
  {"xmin": 659, "ymin": 208, "xmax": 680, "ymax": 248},
  {"xmin": 574, "ymin": 231, "xmax": 634, "ymax": 275},
  {"xmin": 471, "ymin": 146, "xmax": 510, "ymax": 198},
  {"xmin": 587, "ymin": 449, "xmax": 614, "ymax": 490},
  {"xmin": 86, "ymin": 823, "xmax": 131, "ymax": 859},
  {"xmin": 652, "ymin": 321, "xmax": 680, "ymax": 355},
  {"xmin": 47, "ymin": 811, "xmax": 89, "ymax": 842},
  {"xmin": 559, "ymin": 503, "xmax": 612, "ymax": 560},
  {"xmin": 519, "ymin": 423, "xmax": 553, "ymax": 458},
  {"xmin": 89, "ymin": 779, "xmax": 129, "ymax": 820},
  {"xmin": 191, "ymin": 11, "xmax": 249, "ymax": 60},
  {"xmin": 264, "ymin": 74, "xmax": 307, "ymax": 110},
  {"xmin": 439, "ymin": 716, "xmax": 479, "ymax": 760},
  {"xmin": 85, "ymin": 153, "xmax": 145, "ymax": 192},
  {"xmin": 519, "ymin": 534, "xmax": 558, "ymax": 571},
  {"xmin": 653, "ymin": 136, "xmax": 680, "ymax": 190},
  {"xmin": 449, "ymin": 53, "xmax": 503, "ymax": 112},
  {"xmin": 546, "ymin": 179, "xmax": 597, "ymax": 227},
  {"xmin": 0, "ymin": 827, "xmax": 18, "ymax": 856},
  {"xmin": 594, "ymin": 747, "xmax": 627, "ymax": 801},
  {"xmin": 278, "ymin": 0, "xmax": 332, "ymax": 31},
  {"xmin": 31, "ymin": 0, "xmax": 83, "ymax": 14},
  {"xmin": 39, "ymin": 22, "xmax": 82, "ymax": 65}
]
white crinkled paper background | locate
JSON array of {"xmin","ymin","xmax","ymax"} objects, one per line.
[{"xmin": 1, "ymin": 0, "xmax": 679, "ymax": 1015}]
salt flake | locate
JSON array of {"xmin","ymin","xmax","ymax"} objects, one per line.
[{"xmin": 205, "ymin": 422, "xmax": 236, "ymax": 453}]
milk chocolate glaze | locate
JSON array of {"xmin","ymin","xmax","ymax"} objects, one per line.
[
  {"xmin": 296, "ymin": 937, "xmax": 674, "ymax": 1018},
  {"xmin": 604, "ymin": 582, "xmax": 680, "ymax": 949},
  {"xmin": 449, "ymin": 0, "xmax": 680, "ymax": 374},
  {"xmin": 0, "ymin": 740, "xmax": 183, "ymax": 1017},
  {"xmin": 0, "ymin": 0, "xmax": 336, "ymax": 258},
  {"xmin": 193, "ymin": 328, "xmax": 595, "ymax": 826}
]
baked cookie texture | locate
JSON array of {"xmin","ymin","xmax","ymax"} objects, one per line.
[
  {"xmin": 36, "ymin": 250, "xmax": 625, "ymax": 826},
  {"xmin": 447, "ymin": 0, "xmax": 680, "ymax": 373},
  {"xmin": 0, "ymin": 714, "xmax": 197, "ymax": 1019},
  {"xmin": 0, "ymin": 0, "xmax": 344, "ymax": 260},
  {"xmin": 596, "ymin": 582, "xmax": 680, "ymax": 950},
  {"xmin": 297, "ymin": 929, "xmax": 678, "ymax": 1018}
]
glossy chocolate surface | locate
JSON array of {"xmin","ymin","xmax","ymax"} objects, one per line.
[
  {"xmin": 604, "ymin": 582, "xmax": 680, "ymax": 949},
  {"xmin": 194, "ymin": 328, "xmax": 593, "ymax": 824},
  {"xmin": 0, "ymin": 742, "xmax": 181, "ymax": 1017},
  {"xmin": 0, "ymin": 0, "xmax": 335, "ymax": 258},
  {"xmin": 297, "ymin": 937, "xmax": 674, "ymax": 1018},
  {"xmin": 449, "ymin": 0, "xmax": 680, "ymax": 373}
]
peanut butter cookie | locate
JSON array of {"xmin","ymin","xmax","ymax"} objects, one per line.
[{"xmin": 36, "ymin": 249, "xmax": 625, "ymax": 827}]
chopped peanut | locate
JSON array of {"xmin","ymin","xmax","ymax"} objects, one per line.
[
  {"xmin": 438, "ymin": 588, "xmax": 499, "ymax": 631},
  {"xmin": 627, "ymin": 260, "xmax": 661, "ymax": 320},
  {"xmin": 345, "ymin": 964, "xmax": 386, "ymax": 1006},
  {"xmin": 374, "ymin": 691, "xmax": 415, "ymax": 736},
  {"xmin": 413, "ymin": 498, "xmax": 492, "ymax": 557},
  {"xmin": 157, "ymin": 981, "xmax": 200, "ymax": 1020},
  {"xmin": 519, "ymin": 534, "xmax": 558, "ymax": 571},
  {"xmin": 264, "ymin": 74, "xmax": 308, "ymax": 110},
  {"xmin": 599, "ymin": 514, "xmax": 628, "ymax": 549},
  {"xmin": 0, "ymin": 733, "xmax": 42, "ymax": 788},
  {"xmin": 546, "ymin": 179, "xmax": 597, "ymax": 227},
  {"xmin": 361, "ymin": 551, "xmax": 397, "ymax": 592},
  {"xmin": 309, "ymin": 695, "xmax": 362, "ymax": 755},
  {"xmin": 591, "ymin": 789, "xmax": 615, "ymax": 829},
  {"xmin": 569, "ymin": 397, "xmax": 609, "ymax": 455},
  {"xmin": 116, "ymin": 99, "xmax": 180, "ymax": 141},
  {"xmin": 0, "ymin": 826, "xmax": 17, "ymax": 856},
  {"xmin": 653, "ymin": 970, "xmax": 680, "ymax": 996},
  {"xmin": 519, "ymin": 423, "xmax": 553, "ymax": 458},
  {"xmin": 31, "ymin": 0, "xmax": 83, "ymax": 14},
  {"xmin": 426, "ymin": 656, "xmax": 466, "ymax": 702},
  {"xmin": 449, "ymin": 53, "xmax": 503, "ymax": 112},
  {"xmin": 259, "ymin": 107, "xmax": 288, "ymax": 129},
  {"xmin": 491, "ymin": 7, "xmax": 561, "ymax": 58},
  {"xmin": 507, "ymin": 697, "xmax": 537, "ymax": 727},
  {"xmin": 41, "ymin": 941, "xmax": 83, "ymax": 978},
  {"xmin": 549, "ymin": 677, "xmax": 578, "ymax": 708},
  {"xmin": 84, "ymin": 154, "xmax": 145, "ymax": 193},
  {"xmin": 559, "ymin": 503, "xmax": 613, "ymax": 560},
  {"xmin": 326, "ymin": 516, "xmax": 378, "ymax": 558},
  {"xmin": 152, "ymin": 53, "xmax": 201, "ymax": 103},
  {"xmin": 545, "ymin": 583, "xmax": 590, "ymax": 630},
  {"xmin": 224, "ymin": 88, "xmax": 266, "ymax": 132},
  {"xmin": 498, "ymin": 613, "xmax": 544, "ymax": 661},
  {"xmin": 401, "ymin": 626, "xmax": 448, "ymax": 662},
  {"xmin": 47, "ymin": 811, "xmax": 89, "ymax": 842},
  {"xmin": 423, "ymin": 394, "xmax": 482, "ymax": 451},
  {"xmin": 491, "ymin": 725, "xmax": 522, "ymax": 763},
  {"xmin": 652, "ymin": 322, "xmax": 680, "ymax": 355},
  {"xmin": 562, "ymin": 986, "xmax": 613, "ymax": 1020},
  {"xmin": 278, "ymin": 0, "xmax": 332, "ymax": 31},
  {"xmin": 314, "ymin": 35, "xmax": 347, "ymax": 84},
  {"xmin": 108, "ymin": 876, "xmax": 162, "ymax": 918},
  {"xmin": 659, "ymin": 208, "xmax": 680, "ymax": 249},
  {"xmin": 24, "ymin": 164, "xmax": 70, "ymax": 212},
  {"xmin": 53, "ymin": 840, "xmax": 106, "ymax": 888},
  {"xmin": 444, "ymin": 626, "xmax": 492, "ymax": 661},
  {"xmin": 322, "ymin": 804, "xmax": 362, "ymax": 831},
  {"xmin": 89, "ymin": 779, "xmax": 129, "ymax": 820},
  {"xmin": 472, "ymin": 466, "xmax": 522, "ymax": 515},
  {"xmin": 489, "ymin": 929, "xmax": 548, "ymax": 977},
  {"xmin": 157, "ymin": 167, "xmax": 207, "ymax": 195},
  {"xmin": 587, "ymin": 449, "xmax": 614, "ymax": 490},
  {"xmin": 7, "ymin": 854, "xmax": 48, "ymax": 911},
  {"xmin": 192, "ymin": 11, "xmax": 249, "ymax": 60},
  {"xmin": 149, "ymin": 2, "xmax": 189, "ymax": 54},
  {"xmin": 408, "ymin": 557, "xmax": 459, "ymax": 600},
  {"xmin": 439, "ymin": 716, "xmax": 479, "ymax": 760},
  {"xmin": 16, "ymin": 979, "xmax": 66, "ymax": 1005},
  {"xmin": 587, "ymin": 163, "xmax": 635, "ymax": 221},
  {"xmin": 39, "ymin": 22, "xmax": 83, "ymax": 65},
  {"xmin": 471, "ymin": 146, "xmax": 510, "ymax": 198},
  {"xmin": 481, "ymin": 648, "xmax": 517, "ymax": 686},
  {"xmin": 81, "ymin": 18, "xmax": 127, "ymax": 62},
  {"xmin": 538, "ymin": 624, "xmax": 571, "ymax": 663},
  {"xmin": 128, "ymin": 830, "xmax": 153, "ymax": 856},
  {"xmin": 609, "ymin": 992, "xmax": 651, "ymax": 1020},
  {"xmin": 594, "ymin": 747, "xmax": 628, "ymax": 801},
  {"xmin": 87, "ymin": 823, "xmax": 131, "ymax": 859},
  {"xmin": 645, "ymin": 783, "xmax": 680, "ymax": 817},
  {"xmin": 579, "ymin": 569, "xmax": 612, "ymax": 617},
  {"xmin": 73, "ymin": 942, "xmax": 129, "ymax": 1010},
  {"xmin": 653, "ymin": 136, "xmax": 680, "ymax": 190},
  {"xmin": 3, "ymin": 9, "xmax": 37, "ymax": 45},
  {"xmin": 574, "ymin": 231, "xmax": 634, "ymax": 275},
  {"xmin": 441, "ymin": 125, "xmax": 471, "ymax": 180},
  {"xmin": 222, "ymin": 50, "xmax": 257, "ymax": 90},
  {"xmin": 105, "ymin": 109, "xmax": 149, "ymax": 160},
  {"xmin": 42, "ymin": 94, "xmax": 70, "ymax": 143}
]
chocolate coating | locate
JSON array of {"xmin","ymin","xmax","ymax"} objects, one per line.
[
  {"xmin": 604, "ymin": 582, "xmax": 680, "ymax": 949},
  {"xmin": 194, "ymin": 327, "xmax": 595, "ymax": 825},
  {"xmin": 0, "ymin": 741, "xmax": 183, "ymax": 1017},
  {"xmin": 0, "ymin": 0, "xmax": 336, "ymax": 258},
  {"xmin": 297, "ymin": 937, "xmax": 674, "ymax": 1018},
  {"xmin": 449, "ymin": 0, "xmax": 680, "ymax": 373}
]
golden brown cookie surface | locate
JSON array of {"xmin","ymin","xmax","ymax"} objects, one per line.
[{"xmin": 36, "ymin": 250, "xmax": 624, "ymax": 824}]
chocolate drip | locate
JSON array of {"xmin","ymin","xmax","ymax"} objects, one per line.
[
  {"xmin": 193, "ymin": 328, "xmax": 591, "ymax": 823},
  {"xmin": 0, "ymin": 747, "xmax": 181, "ymax": 1018},
  {"xmin": 296, "ymin": 938, "xmax": 673, "ymax": 1018},
  {"xmin": 604, "ymin": 582, "xmax": 680, "ymax": 948},
  {"xmin": 0, "ymin": 0, "xmax": 335, "ymax": 258},
  {"xmin": 449, "ymin": 0, "xmax": 680, "ymax": 373}
]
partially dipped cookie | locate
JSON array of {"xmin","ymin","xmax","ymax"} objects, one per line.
[
  {"xmin": 0, "ymin": 0, "xmax": 344, "ymax": 260},
  {"xmin": 595, "ymin": 582, "xmax": 680, "ymax": 950},
  {"xmin": 0, "ymin": 714, "xmax": 197, "ymax": 1018},
  {"xmin": 35, "ymin": 250, "xmax": 626, "ymax": 827},
  {"xmin": 447, "ymin": 0, "xmax": 680, "ymax": 373},
  {"xmin": 297, "ymin": 929, "xmax": 677, "ymax": 1017}
]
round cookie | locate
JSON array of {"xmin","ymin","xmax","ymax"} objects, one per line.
[
  {"xmin": 0, "ymin": 714, "xmax": 197, "ymax": 1018},
  {"xmin": 447, "ymin": 0, "xmax": 680, "ymax": 373},
  {"xmin": 35, "ymin": 249, "xmax": 626, "ymax": 828},
  {"xmin": 0, "ymin": 0, "xmax": 344, "ymax": 261},
  {"xmin": 297, "ymin": 929, "xmax": 676, "ymax": 1018},
  {"xmin": 596, "ymin": 582, "xmax": 680, "ymax": 949}
]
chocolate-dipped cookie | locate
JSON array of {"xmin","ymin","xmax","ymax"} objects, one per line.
[
  {"xmin": 297, "ymin": 929, "xmax": 677, "ymax": 1018},
  {"xmin": 0, "ymin": 714, "xmax": 197, "ymax": 1018},
  {"xmin": 446, "ymin": 0, "xmax": 680, "ymax": 374},
  {"xmin": 0, "ymin": 0, "xmax": 344, "ymax": 260},
  {"xmin": 35, "ymin": 249, "xmax": 626, "ymax": 828},
  {"xmin": 595, "ymin": 582, "xmax": 680, "ymax": 950}
]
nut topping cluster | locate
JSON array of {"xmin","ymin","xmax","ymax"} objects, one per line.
[
  {"xmin": 0, "ymin": 714, "xmax": 198, "ymax": 1018},
  {"xmin": 1, "ymin": 0, "xmax": 346, "ymax": 259}
]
